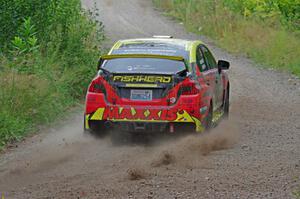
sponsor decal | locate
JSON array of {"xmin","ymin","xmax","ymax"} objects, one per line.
[
  {"xmin": 113, "ymin": 75, "xmax": 171, "ymax": 83},
  {"xmin": 88, "ymin": 107, "xmax": 204, "ymax": 132},
  {"xmin": 90, "ymin": 107, "xmax": 193, "ymax": 122}
]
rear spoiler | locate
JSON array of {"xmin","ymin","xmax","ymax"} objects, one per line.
[
  {"xmin": 100, "ymin": 54, "xmax": 185, "ymax": 61},
  {"xmin": 97, "ymin": 54, "xmax": 186, "ymax": 71}
]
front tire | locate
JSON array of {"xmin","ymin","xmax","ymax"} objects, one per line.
[{"xmin": 204, "ymin": 103, "xmax": 213, "ymax": 130}]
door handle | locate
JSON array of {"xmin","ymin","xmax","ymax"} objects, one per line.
[{"xmin": 206, "ymin": 80, "xmax": 210, "ymax": 86}]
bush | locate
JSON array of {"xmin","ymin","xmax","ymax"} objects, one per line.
[
  {"xmin": 222, "ymin": 0, "xmax": 300, "ymax": 30},
  {"xmin": 0, "ymin": 0, "xmax": 104, "ymax": 148},
  {"xmin": 0, "ymin": 0, "xmax": 85, "ymax": 50}
]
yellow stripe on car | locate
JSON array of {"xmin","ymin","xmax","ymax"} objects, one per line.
[
  {"xmin": 101, "ymin": 54, "xmax": 184, "ymax": 61},
  {"xmin": 90, "ymin": 108, "xmax": 105, "ymax": 120}
]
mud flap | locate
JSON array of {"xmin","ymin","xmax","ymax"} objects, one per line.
[
  {"xmin": 85, "ymin": 114, "xmax": 90, "ymax": 130},
  {"xmin": 192, "ymin": 116, "xmax": 204, "ymax": 132}
]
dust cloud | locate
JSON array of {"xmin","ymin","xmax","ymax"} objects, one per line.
[
  {"xmin": 151, "ymin": 120, "xmax": 239, "ymax": 166},
  {"xmin": 127, "ymin": 168, "xmax": 147, "ymax": 181},
  {"xmin": 126, "ymin": 120, "xmax": 239, "ymax": 179}
]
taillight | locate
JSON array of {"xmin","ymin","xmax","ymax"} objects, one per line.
[
  {"xmin": 180, "ymin": 80, "xmax": 201, "ymax": 95},
  {"xmin": 88, "ymin": 77, "xmax": 105, "ymax": 93}
]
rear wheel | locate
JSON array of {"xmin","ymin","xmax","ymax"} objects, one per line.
[{"xmin": 223, "ymin": 86, "xmax": 230, "ymax": 118}]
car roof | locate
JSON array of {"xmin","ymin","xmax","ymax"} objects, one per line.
[{"xmin": 108, "ymin": 38, "xmax": 204, "ymax": 63}]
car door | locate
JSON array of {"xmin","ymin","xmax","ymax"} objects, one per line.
[
  {"xmin": 195, "ymin": 45, "xmax": 216, "ymax": 107},
  {"xmin": 200, "ymin": 45, "xmax": 223, "ymax": 109}
]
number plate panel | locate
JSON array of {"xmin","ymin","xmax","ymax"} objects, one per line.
[{"xmin": 130, "ymin": 90, "xmax": 153, "ymax": 101}]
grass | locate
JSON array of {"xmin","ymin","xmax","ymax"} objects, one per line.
[
  {"xmin": 294, "ymin": 191, "xmax": 300, "ymax": 199},
  {"xmin": 153, "ymin": 0, "xmax": 300, "ymax": 77}
]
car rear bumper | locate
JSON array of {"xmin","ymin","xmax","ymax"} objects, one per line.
[{"xmin": 85, "ymin": 93, "xmax": 207, "ymax": 132}]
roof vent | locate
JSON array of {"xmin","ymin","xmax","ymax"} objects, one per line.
[{"xmin": 153, "ymin": 35, "xmax": 173, "ymax": 39}]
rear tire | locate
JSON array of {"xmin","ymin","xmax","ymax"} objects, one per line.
[{"xmin": 224, "ymin": 86, "xmax": 230, "ymax": 118}]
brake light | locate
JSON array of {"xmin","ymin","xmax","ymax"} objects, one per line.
[
  {"xmin": 88, "ymin": 77, "xmax": 105, "ymax": 93},
  {"xmin": 180, "ymin": 80, "xmax": 201, "ymax": 95}
]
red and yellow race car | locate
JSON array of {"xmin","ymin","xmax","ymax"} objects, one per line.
[{"xmin": 84, "ymin": 36, "xmax": 230, "ymax": 135}]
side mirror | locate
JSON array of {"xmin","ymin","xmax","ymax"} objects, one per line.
[
  {"xmin": 97, "ymin": 57, "xmax": 104, "ymax": 71},
  {"xmin": 218, "ymin": 60, "xmax": 230, "ymax": 73}
]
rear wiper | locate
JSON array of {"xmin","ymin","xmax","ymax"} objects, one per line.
[
  {"xmin": 175, "ymin": 69, "xmax": 188, "ymax": 78},
  {"xmin": 172, "ymin": 70, "xmax": 188, "ymax": 84}
]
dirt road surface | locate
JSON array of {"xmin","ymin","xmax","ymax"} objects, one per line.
[{"xmin": 1, "ymin": 0, "xmax": 300, "ymax": 198}]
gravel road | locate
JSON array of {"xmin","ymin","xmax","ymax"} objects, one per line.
[{"xmin": 0, "ymin": 0, "xmax": 299, "ymax": 198}]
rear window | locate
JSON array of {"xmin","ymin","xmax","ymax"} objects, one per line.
[
  {"xmin": 102, "ymin": 58, "xmax": 186, "ymax": 74},
  {"xmin": 112, "ymin": 42, "xmax": 190, "ymax": 61}
]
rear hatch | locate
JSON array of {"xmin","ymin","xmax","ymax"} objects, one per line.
[{"xmin": 100, "ymin": 55, "xmax": 188, "ymax": 105}]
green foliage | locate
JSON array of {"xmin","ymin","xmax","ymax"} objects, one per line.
[
  {"xmin": 154, "ymin": 0, "xmax": 300, "ymax": 30},
  {"xmin": 11, "ymin": 18, "xmax": 39, "ymax": 55},
  {"xmin": 222, "ymin": 0, "xmax": 300, "ymax": 30},
  {"xmin": 0, "ymin": 0, "xmax": 104, "ymax": 148},
  {"xmin": 0, "ymin": 0, "xmax": 97, "ymax": 51},
  {"xmin": 1, "ymin": 0, "xmax": 51, "ymax": 49},
  {"xmin": 294, "ymin": 188, "xmax": 300, "ymax": 199},
  {"xmin": 153, "ymin": 0, "xmax": 300, "ymax": 76}
]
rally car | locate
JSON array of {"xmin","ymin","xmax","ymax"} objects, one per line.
[{"xmin": 84, "ymin": 36, "xmax": 230, "ymax": 135}]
